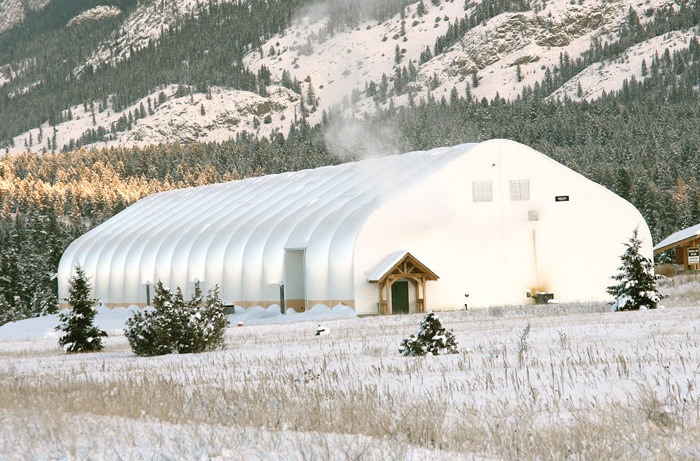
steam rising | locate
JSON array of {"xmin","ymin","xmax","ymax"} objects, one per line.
[
  {"xmin": 323, "ymin": 117, "xmax": 402, "ymax": 161},
  {"xmin": 293, "ymin": 0, "xmax": 410, "ymax": 161}
]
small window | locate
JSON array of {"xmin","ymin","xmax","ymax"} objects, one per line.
[
  {"xmin": 528, "ymin": 210, "xmax": 539, "ymax": 221},
  {"xmin": 472, "ymin": 181, "xmax": 493, "ymax": 202},
  {"xmin": 510, "ymin": 179, "xmax": 530, "ymax": 201}
]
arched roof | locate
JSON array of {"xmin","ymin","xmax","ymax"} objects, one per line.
[{"xmin": 59, "ymin": 143, "xmax": 478, "ymax": 304}]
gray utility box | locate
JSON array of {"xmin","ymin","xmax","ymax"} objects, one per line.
[{"xmin": 535, "ymin": 292, "xmax": 554, "ymax": 304}]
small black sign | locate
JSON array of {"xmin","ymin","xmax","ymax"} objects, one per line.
[{"xmin": 555, "ymin": 195, "xmax": 570, "ymax": 202}]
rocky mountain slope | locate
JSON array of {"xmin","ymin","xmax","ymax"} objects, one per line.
[
  {"xmin": 0, "ymin": 0, "xmax": 697, "ymax": 154},
  {"xmin": 0, "ymin": 0, "xmax": 51, "ymax": 35}
]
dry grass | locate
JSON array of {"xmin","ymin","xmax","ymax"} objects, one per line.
[
  {"xmin": 658, "ymin": 272, "xmax": 700, "ymax": 308},
  {"xmin": 1, "ymin": 295, "xmax": 700, "ymax": 459}
]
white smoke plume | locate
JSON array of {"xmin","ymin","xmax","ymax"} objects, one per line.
[
  {"xmin": 323, "ymin": 116, "xmax": 403, "ymax": 161},
  {"xmin": 292, "ymin": 0, "xmax": 412, "ymax": 160}
]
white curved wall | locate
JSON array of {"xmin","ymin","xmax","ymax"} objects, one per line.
[{"xmin": 353, "ymin": 139, "xmax": 652, "ymax": 314}]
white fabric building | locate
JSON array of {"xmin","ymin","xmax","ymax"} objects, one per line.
[{"xmin": 58, "ymin": 139, "xmax": 652, "ymax": 314}]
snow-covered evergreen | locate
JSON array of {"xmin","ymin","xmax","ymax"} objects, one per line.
[
  {"xmin": 607, "ymin": 228, "xmax": 662, "ymax": 311},
  {"xmin": 125, "ymin": 281, "xmax": 228, "ymax": 356},
  {"xmin": 399, "ymin": 311, "xmax": 458, "ymax": 356},
  {"xmin": 55, "ymin": 265, "xmax": 106, "ymax": 353}
]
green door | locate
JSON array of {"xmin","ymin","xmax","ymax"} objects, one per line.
[{"xmin": 391, "ymin": 281, "xmax": 409, "ymax": 314}]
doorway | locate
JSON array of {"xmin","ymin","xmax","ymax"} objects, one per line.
[
  {"xmin": 284, "ymin": 249, "xmax": 306, "ymax": 311},
  {"xmin": 368, "ymin": 251, "xmax": 438, "ymax": 315},
  {"xmin": 391, "ymin": 281, "xmax": 409, "ymax": 314}
]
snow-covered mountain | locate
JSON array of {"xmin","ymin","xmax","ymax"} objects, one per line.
[
  {"xmin": 0, "ymin": 0, "xmax": 51, "ymax": 35},
  {"xmin": 76, "ymin": 0, "xmax": 223, "ymax": 76},
  {"xmin": 66, "ymin": 5, "xmax": 122, "ymax": 28},
  {"xmin": 1, "ymin": 0, "xmax": 697, "ymax": 154}
]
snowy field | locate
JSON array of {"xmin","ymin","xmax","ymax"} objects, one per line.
[{"xmin": 1, "ymin": 279, "xmax": 700, "ymax": 460}]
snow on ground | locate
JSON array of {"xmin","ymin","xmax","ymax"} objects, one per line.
[
  {"xmin": 242, "ymin": 0, "xmax": 650, "ymax": 121},
  {"xmin": 66, "ymin": 5, "xmax": 122, "ymax": 27},
  {"xmin": 550, "ymin": 29, "xmax": 700, "ymax": 101},
  {"xmin": 1, "ymin": 293, "xmax": 700, "ymax": 459},
  {"xmin": 6, "ymin": 84, "xmax": 301, "ymax": 154},
  {"xmin": 0, "ymin": 0, "xmax": 51, "ymax": 36},
  {"xmin": 0, "ymin": 302, "xmax": 356, "ymax": 342},
  {"xmin": 243, "ymin": 0, "xmax": 475, "ymax": 124},
  {"xmin": 5, "ymin": 0, "xmax": 694, "ymax": 154},
  {"xmin": 421, "ymin": 0, "xmax": 623, "ymax": 102},
  {"xmin": 77, "ymin": 0, "xmax": 228, "ymax": 74}
]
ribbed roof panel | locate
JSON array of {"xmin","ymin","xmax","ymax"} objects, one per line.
[{"xmin": 58, "ymin": 143, "xmax": 478, "ymax": 304}]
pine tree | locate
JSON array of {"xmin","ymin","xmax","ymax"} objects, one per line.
[
  {"xmin": 124, "ymin": 282, "xmax": 175, "ymax": 356},
  {"xmin": 416, "ymin": 1, "xmax": 427, "ymax": 17},
  {"xmin": 56, "ymin": 265, "xmax": 106, "ymax": 352},
  {"xmin": 125, "ymin": 281, "xmax": 228, "ymax": 356},
  {"xmin": 399, "ymin": 311, "xmax": 458, "ymax": 356},
  {"xmin": 306, "ymin": 81, "xmax": 316, "ymax": 108},
  {"xmin": 607, "ymin": 228, "xmax": 662, "ymax": 311},
  {"xmin": 471, "ymin": 70, "xmax": 479, "ymax": 88},
  {"xmin": 183, "ymin": 284, "xmax": 228, "ymax": 353}
]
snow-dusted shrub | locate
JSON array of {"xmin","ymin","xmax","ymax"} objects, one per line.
[
  {"xmin": 56, "ymin": 265, "xmax": 106, "ymax": 353},
  {"xmin": 0, "ymin": 299, "xmax": 30, "ymax": 327},
  {"xmin": 607, "ymin": 228, "xmax": 662, "ymax": 311},
  {"xmin": 399, "ymin": 311, "xmax": 458, "ymax": 356},
  {"xmin": 125, "ymin": 282, "xmax": 228, "ymax": 356}
]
